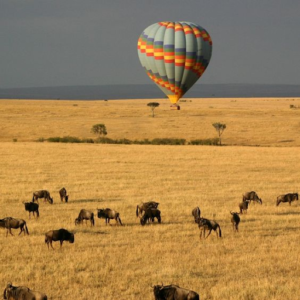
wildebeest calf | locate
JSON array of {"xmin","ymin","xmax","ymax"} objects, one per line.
[
  {"xmin": 197, "ymin": 217, "xmax": 222, "ymax": 239},
  {"xmin": 32, "ymin": 190, "xmax": 53, "ymax": 204},
  {"xmin": 45, "ymin": 228, "xmax": 74, "ymax": 249},
  {"xmin": 59, "ymin": 187, "xmax": 68, "ymax": 202},
  {"xmin": 153, "ymin": 284, "xmax": 199, "ymax": 300},
  {"xmin": 230, "ymin": 211, "xmax": 240, "ymax": 232},
  {"xmin": 3, "ymin": 282, "xmax": 47, "ymax": 300},
  {"xmin": 192, "ymin": 207, "xmax": 201, "ymax": 223},
  {"xmin": 140, "ymin": 208, "xmax": 161, "ymax": 226},
  {"xmin": 97, "ymin": 208, "xmax": 123, "ymax": 226},
  {"xmin": 24, "ymin": 202, "xmax": 39, "ymax": 218},
  {"xmin": 276, "ymin": 193, "xmax": 298, "ymax": 206},
  {"xmin": 239, "ymin": 200, "xmax": 249, "ymax": 214},
  {"xmin": 4, "ymin": 282, "xmax": 47, "ymax": 300},
  {"xmin": 75, "ymin": 209, "xmax": 94, "ymax": 226}
]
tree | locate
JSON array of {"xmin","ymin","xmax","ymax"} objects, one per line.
[
  {"xmin": 212, "ymin": 123, "xmax": 226, "ymax": 145},
  {"xmin": 147, "ymin": 102, "xmax": 160, "ymax": 117},
  {"xmin": 91, "ymin": 124, "xmax": 107, "ymax": 137}
]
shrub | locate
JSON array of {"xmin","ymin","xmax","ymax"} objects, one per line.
[{"xmin": 189, "ymin": 138, "xmax": 219, "ymax": 145}]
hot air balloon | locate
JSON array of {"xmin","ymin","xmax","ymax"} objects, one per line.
[{"xmin": 137, "ymin": 21, "xmax": 212, "ymax": 109}]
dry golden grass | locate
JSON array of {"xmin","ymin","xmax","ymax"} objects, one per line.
[
  {"xmin": 0, "ymin": 97, "xmax": 300, "ymax": 146},
  {"xmin": 0, "ymin": 98, "xmax": 300, "ymax": 299}
]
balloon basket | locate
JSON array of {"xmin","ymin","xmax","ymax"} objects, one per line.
[{"xmin": 170, "ymin": 104, "xmax": 180, "ymax": 110}]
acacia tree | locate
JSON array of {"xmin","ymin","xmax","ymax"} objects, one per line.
[
  {"xmin": 91, "ymin": 124, "xmax": 107, "ymax": 137},
  {"xmin": 147, "ymin": 102, "xmax": 160, "ymax": 117},
  {"xmin": 212, "ymin": 122, "xmax": 226, "ymax": 145}
]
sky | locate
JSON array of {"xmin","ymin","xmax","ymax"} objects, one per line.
[{"xmin": 1, "ymin": 0, "xmax": 300, "ymax": 88}]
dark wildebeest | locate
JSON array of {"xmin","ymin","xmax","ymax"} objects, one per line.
[
  {"xmin": 32, "ymin": 190, "xmax": 53, "ymax": 204},
  {"xmin": 3, "ymin": 282, "xmax": 47, "ymax": 300},
  {"xmin": 3, "ymin": 217, "xmax": 29, "ymax": 237},
  {"xmin": 230, "ymin": 211, "xmax": 240, "ymax": 232},
  {"xmin": 97, "ymin": 208, "xmax": 123, "ymax": 226},
  {"xmin": 136, "ymin": 201, "xmax": 159, "ymax": 219},
  {"xmin": 59, "ymin": 187, "xmax": 68, "ymax": 202},
  {"xmin": 75, "ymin": 209, "xmax": 94, "ymax": 226},
  {"xmin": 153, "ymin": 284, "xmax": 199, "ymax": 300},
  {"xmin": 45, "ymin": 228, "xmax": 74, "ymax": 249},
  {"xmin": 243, "ymin": 191, "xmax": 262, "ymax": 204},
  {"xmin": 140, "ymin": 208, "xmax": 161, "ymax": 226},
  {"xmin": 192, "ymin": 207, "xmax": 201, "ymax": 223},
  {"xmin": 24, "ymin": 202, "xmax": 39, "ymax": 218},
  {"xmin": 276, "ymin": 193, "xmax": 298, "ymax": 206},
  {"xmin": 197, "ymin": 217, "xmax": 222, "ymax": 239},
  {"xmin": 239, "ymin": 200, "xmax": 249, "ymax": 214}
]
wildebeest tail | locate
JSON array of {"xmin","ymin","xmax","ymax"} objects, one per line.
[
  {"xmin": 136, "ymin": 205, "xmax": 139, "ymax": 217},
  {"xmin": 218, "ymin": 225, "xmax": 222, "ymax": 238}
]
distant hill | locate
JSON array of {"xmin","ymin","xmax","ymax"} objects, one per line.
[{"xmin": 0, "ymin": 84, "xmax": 299, "ymax": 100}]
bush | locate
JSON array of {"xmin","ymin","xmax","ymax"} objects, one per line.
[
  {"xmin": 47, "ymin": 136, "xmax": 82, "ymax": 143},
  {"xmin": 189, "ymin": 138, "xmax": 219, "ymax": 145}
]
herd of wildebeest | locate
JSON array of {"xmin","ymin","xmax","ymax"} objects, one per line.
[{"xmin": 1, "ymin": 188, "xmax": 299, "ymax": 299}]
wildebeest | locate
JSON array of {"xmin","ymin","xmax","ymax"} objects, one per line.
[
  {"xmin": 239, "ymin": 200, "xmax": 249, "ymax": 214},
  {"xmin": 24, "ymin": 202, "xmax": 39, "ymax": 218},
  {"xmin": 230, "ymin": 211, "xmax": 240, "ymax": 232},
  {"xmin": 153, "ymin": 284, "xmax": 199, "ymax": 300},
  {"xmin": 59, "ymin": 187, "xmax": 68, "ymax": 202},
  {"xmin": 97, "ymin": 208, "xmax": 123, "ymax": 226},
  {"xmin": 276, "ymin": 193, "xmax": 298, "ymax": 206},
  {"xmin": 45, "ymin": 228, "xmax": 74, "ymax": 249},
  {"xmin": 243, "ymin": 191, "xmax": 262, "ymax": 204},
  {"xmin": 32, "ymin": 190, "xmax": 53, "ymax": 204},
  {"xmin": 197, "ymin": 217, "xmax": 222, "ymax": 239},
  {"xmin": 136, "ymin": 201, "xmax": 159, "ymax": 218},
  {"xmin": 192, "ymin": 207, "xmax": 201, "ymax": 223},
  {"xmin": 2, "ymin": 217, "xmax": 29, "ymax": 237},
  {"xmin": 75, "ymin": 209, "xmax": 94, "ymax": 226},
  {"xmin": 3, "ymin": 282, "xmax": 47, "ymax": 300},
  {"xmin": 140, "ymin": 208, "xmax": 161, "ymax": 226}
]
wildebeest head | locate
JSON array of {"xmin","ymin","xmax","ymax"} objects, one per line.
[
  {"xmin": 97, "ymin": 209, "xmax": 105, "ymax": 218},
  {"xmin": 75, "ymin": 218, "xmax": 81, "ymax": 226},
  {"xmin": 69, "ymin": 233, "xmax": 75, "ymax": 243}
]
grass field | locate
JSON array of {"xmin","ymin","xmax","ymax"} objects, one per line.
[{"xmin": 0, "ymin": 98, "xmax": 299, "ymax": 299}]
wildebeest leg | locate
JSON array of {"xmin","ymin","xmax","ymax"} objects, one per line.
[
  {"xmin": 19, "ymin": 225, "xmax": 25, "ymax": 236},
  {"xmin": 50, "ymin": 241, "xmax": 55, "ymax": 250},
  {"xmin": 205, "ymin": 229, "xmax": 212, "ymax": 239},
  {"xmin": 60, "ymin": 240, "xmax": 63, "ymax": 248}
]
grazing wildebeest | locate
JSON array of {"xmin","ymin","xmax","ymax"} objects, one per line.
[
  {"xmin": 153, "ymin": 284, "xmax": 199, "ymax": 300},
  {"xmin": 197, "ymin": 217, "xmax": 222, "ymax": 239},
  {"xmin": 140, "ymin": 208, "xmax": 161, "ymax": 226},
  {"xmin": 230, "ymin": 211, "xmax": 240, "ymax": 232},
  {"xmin": 3, "ymin": 282, "xmax": 47, "ymax": 300},
  {"xmin": 45, "ymin": 228, "xmax": 74, "ymax": 249},
  {"xmin": 136, "ymin": 201, "xmax": 159, "ymax": 218},
  {"xmin": 32, "ymin": 190, "xmax": 53, "ymax": 204},
  {"xmin": 59, "ymin": 187, "xmax": 68, "ymax": 202},
  {"xmin": 3, "ymin": 217, "xmax": 29, "ymax": 237},
  {"xmin": 192, "ymin": 207, "xmax": 201, "ymax": 223},
  {"xmin": 75, "ymin": 209, "xmax": 94, "ymax": 226},
  {"xmin": 24, "ymin": 202, "xmax": 39, "ymax": 218},
  {"xmin": 276, "ymin": 193, "xmax": 298, "ymax": 206},
  {"xmin": 97, "ymin": 208, "xmax": 123, "ymax": 226},
  {"xmin": 243, "ymin": 191, "xmax": 262, "ymax": 204},
  {"xmin": 239, "ymin": 200, "xmax": 249, "ymax": 214}
]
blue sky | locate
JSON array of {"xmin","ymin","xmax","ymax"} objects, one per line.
[{"xmin": 1, "ymin": 0, "xmax": 299, "ymax": 88}]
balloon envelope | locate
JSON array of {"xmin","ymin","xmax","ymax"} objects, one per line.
[{"xmin": 137, "ymin": 21, "xmax": 212, "ymax": 104}]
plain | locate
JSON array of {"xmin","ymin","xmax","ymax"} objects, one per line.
[{"xmin": 0, "ymin": 98, "xmax": 299, "ymax": 300}]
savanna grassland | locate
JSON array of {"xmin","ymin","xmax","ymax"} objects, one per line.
[{"xmin": 0, "ymin": 98, "xmax": 300, "ymax": 300}]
